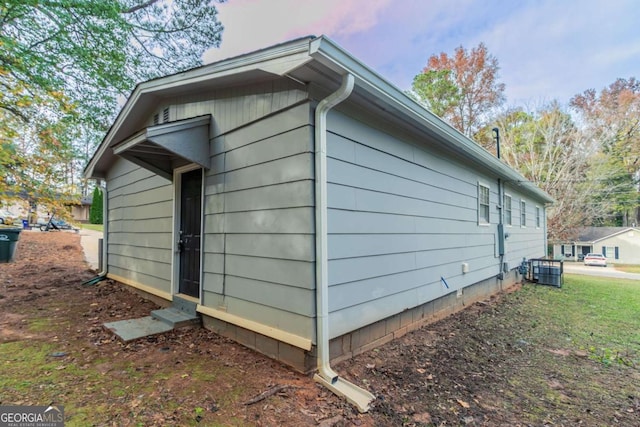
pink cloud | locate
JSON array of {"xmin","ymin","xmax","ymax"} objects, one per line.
[{"xmin": 204, "ymin": 0, "xmax": 392, "ymax": 62}]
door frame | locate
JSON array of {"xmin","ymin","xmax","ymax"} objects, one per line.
[{"xmin": 172, "ymin": 164, "xmax": 205, "ymax": 303}]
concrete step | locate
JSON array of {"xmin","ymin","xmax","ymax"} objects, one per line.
[
  {"xmin": 151, "ymin": 307, "xmax": 200, "ymax": 328},
  {"xmin": 171, "ymin": 295, "xmax": 198, "ymax": 316},
  {"xmin": 104, "ymin": 316, "xmax": 173, "ymax": 342}
]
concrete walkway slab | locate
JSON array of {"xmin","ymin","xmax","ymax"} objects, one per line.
[
  {"xmin": 104, "ymin": 316, "xmax": 173, "ymax": 342},
  {"xmin": 78, "ymin": 228, "xmax": 103, "ymax": 271}
]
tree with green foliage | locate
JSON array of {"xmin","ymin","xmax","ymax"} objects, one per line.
[
  {"xmin": 411, "ymin": 69, "xmax": 461, "ymax": 118},
  {"xmin": 571, "ymin": 78, "xmax": 640, "ymax": 225},
  {"xmin": 587, "ymin": 153, "xmax": 640, "ymax": 226},
  {"xmin": 1, "ymin": 0, "xmax": 225, "ymax": 209},
  {"xmin": 89, "ymin": 185, "xmax": 103, "ymax": 224},
  {"xmin": 411, "ymin": 43, "xmax": 505, "ymax": 138}
]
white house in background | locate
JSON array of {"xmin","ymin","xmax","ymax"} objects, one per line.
[
  {"xmin": 84, "ymin": 35, "xmax": 553, "ymax": 410},
  {"xmin": 1, "ymin": 192, "xmax": 92, "ymax": 224},
  {"xmin": 554, "ymin": 227, "xmax": 640, "ymax": 264}
]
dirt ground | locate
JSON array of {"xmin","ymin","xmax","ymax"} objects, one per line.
[{"xmin": 1, "ymin": 232, "xmax": 638, "ymax": 426}]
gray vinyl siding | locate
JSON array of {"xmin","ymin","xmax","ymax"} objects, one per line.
[
  {"xmin": 201, "ymin": 100, "xmax": 316, "ymax": 340},
  {"xmin": 325, "ymin": 110, "xmax": 545, "ymax": 338},
  {"xmin": 502, "ymin": 186, "xmax": 547, "ymax": 267},
  {"xmin": 106, "ymin": 79, "xmax": 315, "ymax": 340},
  {"xmin": 159, "ymin": 79, "xmax": 308, "ymax": 138},
  {"xmin": 106, "ymin": 157, "xmax": 173, "ymax": 293}
]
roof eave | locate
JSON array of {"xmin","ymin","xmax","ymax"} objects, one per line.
[
  {"xmin": 309, "ymin": 36, "xmax": 554, "ymax": 204},
  {"xmin": 85, "ymin": 35, "xmax": 555, "ymax": 205},
  {"xmin": 84, "ymin": 36, "xmax": 316, "ymax": 180}
]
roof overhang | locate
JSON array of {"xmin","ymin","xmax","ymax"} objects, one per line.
[
  {"xmin": 84, "ymin": 35, "xmax": 554, "ymax": 205},
  {"xmin": 306, "ymin": 37, "xmax": 555, "ymax": 204},
  {"xmin": 112, "ymin": 116, "xmax": 211, "ymax": 181},
  {"xmin": 83, "ymin": 37, "xmax": 314, "ymax": 180}
]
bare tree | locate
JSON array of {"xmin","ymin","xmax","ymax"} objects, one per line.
[{"xmin": 495, "ymin": 103, "xmax": 617, "ymax": 240}]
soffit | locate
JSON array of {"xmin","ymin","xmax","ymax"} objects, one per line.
[{"xmin": 111, "ymin": 116, "xmax": 210, "ymax": 181}]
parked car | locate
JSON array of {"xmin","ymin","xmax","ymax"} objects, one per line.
[
  {"xmin": 51, "ymin": 219, "xmax": 72, "ymax": 229},
  {"xmin": 584, "ymin": 253, "xmax": 607, "ymax": 267},
  {"xmin": 0, "ymin": 209, "xmax": 16, "ymax": 225},
  {"xmin": 36, "ymin": 217, "xmax": 72, "ymax": 230}
]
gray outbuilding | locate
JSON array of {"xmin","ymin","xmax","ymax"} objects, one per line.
[{"xmin": 85, "ymin": 36, "xmax": 553, "ymax": 410}]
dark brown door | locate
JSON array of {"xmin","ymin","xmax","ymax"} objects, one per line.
[{"xmin": 179, "ymin": 169, "xmax": 202, "ymax": 298}]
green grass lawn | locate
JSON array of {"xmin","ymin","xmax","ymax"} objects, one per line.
[
  {"xmin": 1, "ymin": 269, "xmax": 638, "ymax": 426},
  {"xmin": 614, "ymin": 264, "xmax": 640, "ymax": 274},
  {"xmin": 522, "ymin": 274, "xmax": 640, "ymax": 367},
  {"xmin": 81, "ymin": 223, "xmax": 103, "ymax": 232}
]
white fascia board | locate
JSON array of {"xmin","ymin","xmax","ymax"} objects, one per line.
[
  {"xmin": 309, "ymin": 36, "xmax": 554, "ymax": 205},
  {"xmin": 111, "ymin": 129, "xmax": 147, "ymax": 155},
  {"xmin": 84, "ymin": 38, "xmax": 314, "ymax": 179},
  {"xmin": 83, "ymin": 159, "xmax": 97, "ymax": 179},
  {"xmin": 140, "ymin": 46, "xmax": 313, "ymax": 94}
]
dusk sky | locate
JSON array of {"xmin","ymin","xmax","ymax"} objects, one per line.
[{"xmin": 204, "ymin": 0, "xmax": 640, "ymax": 108}]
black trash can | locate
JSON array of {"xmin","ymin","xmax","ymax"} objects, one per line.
[{"xmin": 0, "ymin": 227, "xmax": 22, "ymax": 262}]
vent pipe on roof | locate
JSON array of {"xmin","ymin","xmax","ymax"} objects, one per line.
[
  {"xmin": 313, "ymin": 73, "xmax": 375, "ymax": 413},
  {"xmin": 492, "ymin": 127, "xmax": 501, "ymax": 159}
]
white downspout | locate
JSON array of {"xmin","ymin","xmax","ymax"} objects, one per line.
[
  {"xmin": 313, "ymin": 73, "xmax": 375, "ymax": 413},
  {"xmin": 98, "ymin": 182, "xmax": 108, "ymax": 276}
]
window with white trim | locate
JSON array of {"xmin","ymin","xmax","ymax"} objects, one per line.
[
  {"xmin": 605, "ymin": 246, "xmax": 616, "ymax": 259},
  {"xmin": 536, "ymin": 206, "xmax": 541, "ymax": 228},
  {"xmin": 520, "ymin": 200, "xmax": 526, "ymax": 227},
  {"xmin": 478, "ymin": 184, "xmax": 490, "ymax": 224},
  {"xmin": 504, "ymin": 194, "xmax": 512, "ymax": 226}
]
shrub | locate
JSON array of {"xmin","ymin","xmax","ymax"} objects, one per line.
[{"xmin": 89, "ymin": 187, "xmax": 103, "ymax": 224}]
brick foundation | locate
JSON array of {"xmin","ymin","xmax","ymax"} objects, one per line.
[
  {"xmin": 328, "ymin": 270, "xmax": 520, "ymax": 365},
  {"xmin": 201, "ymin": 315, "xmax": 318, "ymax": 372}
]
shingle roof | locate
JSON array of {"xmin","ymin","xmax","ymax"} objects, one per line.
[{"xmin": 571, "ymin": 227, "xmax": 638, "ymax": 242}]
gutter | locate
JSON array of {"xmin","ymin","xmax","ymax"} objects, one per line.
[
  {"xmin": 312, "ymin": 72, "xmax": 375, "ymax": 413},
  {"xmin": 309, "ymin": 36, "xmax": 553, "ymax": 205},
  {"xmin": 84, "ymin": 37, "xmax": 314, "ymax": 180}
]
